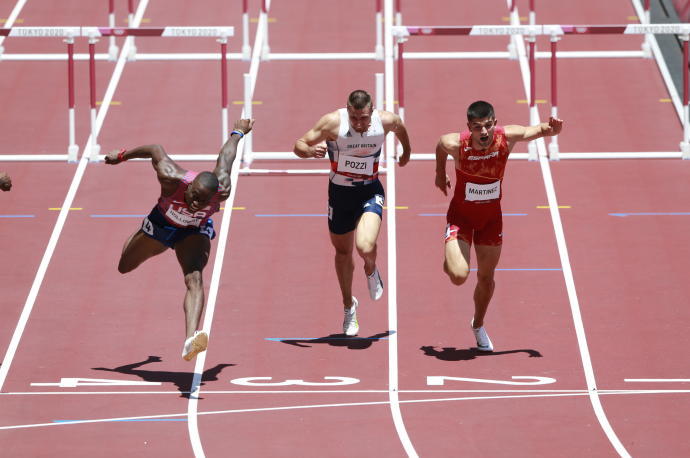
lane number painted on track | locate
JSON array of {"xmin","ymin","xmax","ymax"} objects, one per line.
[
  {"xmin": 31, "ymin": 378, "xmax": 162, "ymax": 387},
  {"xmin": 427, "ymin": 376, "xmax": 557, "ymax": 386},
  {"xmin": 230, "ymin": 376, "xmax": 360, "ymax": 387}
]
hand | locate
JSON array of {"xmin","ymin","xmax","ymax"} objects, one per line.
[
  {"xmin": 233, "ymin": 118, "xmax": 255, "ymax": 135},
  {"xmin": 397, "ymin": 150, "xmax": 411, "ymax": 167},
  {"xmin": 0, "ymin": 172, "xmax": 12, "ymax": 191},
  {"xmin": 310, "ymin": 142, "xmax": 327, "ymax": 159},
  {"xmin": 543, "ymin": 117, "xmax": 563, "ymax": 136},
  {"xmin": 104, "ymin": 149, "xmax": 124, "ymax": 165},
  {"xmin": 435, "ymin": 171, "xmax": 451, "ymax": 196}
]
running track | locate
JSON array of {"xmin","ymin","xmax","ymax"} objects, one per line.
[{"xmin": 0, "ymin": 0, "xmax": 688, "ymax": 456}]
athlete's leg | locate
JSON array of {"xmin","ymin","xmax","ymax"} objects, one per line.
[
  {"xmin": 355, "ymin": 212, "xmax": 382, "ymax": 276},
  {"xmin": 118, "ymin": 230, "xmax": 168, "ymax": 274},
  {"xmin": 329, "ymin": 231, "xmax": 356, "ymax": 309},
  {"xmin": 472, "ymin": 244, "xmax": 502, "ymax": 328},
  {"xmin": 174, "ymin": 234, "xmax": 210, "ymax": 338},
  {"xmin": 444, "ymin": 237, "xmax": 472, "ymax": 286}
]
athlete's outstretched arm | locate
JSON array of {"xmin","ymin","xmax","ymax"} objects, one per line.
[
  {"xmin": 214, "ymin": 118, "xmax": 254, "ymax": 200},
  {"xmin": 505, "ymin": 116, "xmax": 563, "ymax": 149},
  {"xmin": 293, "ymin": 112, "xmax": 339, "ymax": 159},
  {"xmin": 434, "ymin": 134, "xmax": 457, "ymax": 196},
  {"xmin": 0, "ymin": 171, "xmax": 11, "ymax": 192},
  {"xmin": 381, "ymin": 111, "xmax": 412, "ymax": 166},
  {"xmin": 104, "ymin": 144, "xmax": 185, "ymax": 187}
]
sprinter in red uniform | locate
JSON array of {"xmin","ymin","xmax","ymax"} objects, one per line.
[
  {"xmin": 435, "ymin": 101, "xmax": 562, "ymax": 351},
  {"xmin": 105, "ymin": 118, "xmax": 254, "ymax": 361}
]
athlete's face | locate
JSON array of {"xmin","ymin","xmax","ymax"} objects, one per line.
[
  {"xmin": 468, "ymin": 117, "xmax": 497, "ymax": 150},
  {"xmin": 185, "ymin": 181, "xmax": 215, "ymax": 212},
  {"xmin": 347, "ymin": 105, "xmax": 373, "ymax": 134}
]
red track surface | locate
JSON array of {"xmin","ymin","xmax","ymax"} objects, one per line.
[{"xmin": 1, "ymin": 0, "xmax": 689, "ymax": 456}]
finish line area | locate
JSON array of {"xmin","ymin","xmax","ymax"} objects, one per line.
[{"xmin": 0, "ymin": 0, "xmax": 688, "ymax": 456}]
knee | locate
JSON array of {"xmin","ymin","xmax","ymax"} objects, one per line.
[
  {"xmin": 184, "ymin": 270, "xmax": 203, "ymax": 290},
  {"xmin": 444, "ymin": 261, "xmax": 469, "ymax": 286},
  {"xmin": 356, "ymin": 239, "xmax": 376, "ymax": 258},
  {"xmin": 476, "ymin": 272, "xmax": 495, "ymax": 287}
]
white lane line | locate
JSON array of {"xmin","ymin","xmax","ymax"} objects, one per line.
[
  {"xmin": 383, "ymin": 0, "xmax": 417, "ymax": 457},
  {"xmin": 0, "ymin": 1, "xmax": 150, "ymax": 393},
  {"xmin": 0, "ymin": 0, "xmax": 27, "ymax": 48},
  {"xmin": 509, "ymin": 3, "xmax": 630, "ymax": 457},
  {"xmin": 185, "ymin": 2, "xmax": 270, "ymax": 457},
  {"xmin": 4, "ymin": 388, "xmax": 686, "ymax": 431}
]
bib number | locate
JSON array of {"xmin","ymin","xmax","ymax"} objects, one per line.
[
  {"xmin": 465, "ymin": 181, "xmax": 500, "ymax": 201},
  {"xmin": 142, "ymin": 217, "xmax": 154, "ymax": 235},
  {"xmin": 337, "ymin": 155, "xmax": 375, "ymax": 176}
]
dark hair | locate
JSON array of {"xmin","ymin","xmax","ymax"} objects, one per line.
[
  {"xmin": 347, "ymin": 90, "xmax": 372, "ymax": 110},
  {"xmin": 467, "ymin": 100, "xmax": 495, "ymax": 121},
  {"xmin": 196, "ymin": 171, "xmax": 219, "ymax": 191}
]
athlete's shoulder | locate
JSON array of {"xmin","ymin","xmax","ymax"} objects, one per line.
[{"xmin": 438, "ymin": 132, "xmax": 461, "ymax": 152}]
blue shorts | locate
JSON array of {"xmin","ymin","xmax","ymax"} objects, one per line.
[
  {"xmin": 141, "ymin": 206, "xmax": 216, "ymax": 248},
  {"xmin": 328, "ymin": 180, "xmax": 385, "ymax": 235}
]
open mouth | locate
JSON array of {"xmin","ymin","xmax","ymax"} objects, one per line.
[{"xmin": 480, "ymin": 135, "xmax": 489, "ymax": 143}]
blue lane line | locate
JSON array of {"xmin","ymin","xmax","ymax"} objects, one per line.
[
  {"xmin": 0, "ymin": 215, "xmax": 35, "ymax": 218},
  {"xmin": 610, "ymin": 212, "xmax": 690, "ymax": 217},
  {"xmin": 54, "ymin": 419, "xmax": 186, "ymax": 423},
  {"xmin": 266, "ymin": 337, "xmax": 390, "ymax": 341},
  {"xmin": 90, "ymin": 214, "xmax": 146, "ymax": 218},
  {"xmin": 418, "ymin": 213, "xmax": 528, "ymax": 216},
  {"xmin": 255, "ymin": 214, "xmax": 327, "ymax": 217}
]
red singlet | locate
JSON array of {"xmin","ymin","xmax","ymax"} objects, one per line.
[{"xmin": 445, "ymin": 126, "xmax": 510, "ymax": 246}]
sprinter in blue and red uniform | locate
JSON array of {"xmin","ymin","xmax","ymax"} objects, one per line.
[
  {"xmin": 435, "ymin": 101, "xmax": 563, "ymax": 352},
  {"xmin": 105, "ymin": 118, "xmax": 254, "ymax": 361}
]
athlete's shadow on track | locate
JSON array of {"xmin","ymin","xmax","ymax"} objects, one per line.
[
  {"xmin": 420, "ymin": 346, "xmax": 542, "ymax": 361},
  {"xmin": 279, "ymin": 331, "xmax": 393, "ymax": 350},
  {"xmin": 92, "ymin": 356, "xmax": 235, "ymax": 398}
]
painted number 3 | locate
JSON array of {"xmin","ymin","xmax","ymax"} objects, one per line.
[{"xmin": 230, "ymin": 376, "xmax": 360, "ymax": 387}]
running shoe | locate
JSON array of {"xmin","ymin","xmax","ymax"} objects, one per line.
[
  {"xmin": 471, "ymin": 319, "xmax": 494, "ymax": 352},
  {"xmin": 367, "ymin": 267, "xmax": 384, "ymax": 301},
  {"xmin": 343, "ymin": 297, "xmax": 359, "ymax": 336},
  {"xmin": 182, "ymin": 330, "xmax": 209, "ymax": 361}
]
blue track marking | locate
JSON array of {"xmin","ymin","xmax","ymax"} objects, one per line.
[
  {"xmin": 90, "ymin": 214, "xmax": 146, "ymax": 218},
  {"xmin": 255, "ymin": 213, "xmax": 327, "ymax": 217},
  {"xmin": 54, "ymin": 419, "xmax": 186, "ymax": 423},
  {"xmin": 0, "ymin": 215, "xmax": 35, "ymax": 218},
  {"xmin": 418, "ymin": 213, "xmax": 528, "ymax": 216},
  {"xmin": 609, "ymin": 212, "xmax": 690, "ymax": 217}
]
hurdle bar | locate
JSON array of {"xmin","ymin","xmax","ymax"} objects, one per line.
[
  {"xmin": 261, "ymin": 0, "xmax": 400, "ymax": 61},
  {"xmin": 393, "ymin": 23, "xmax": 690, "ymax": 160}
]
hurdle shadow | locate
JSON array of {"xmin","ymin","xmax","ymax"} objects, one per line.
[
  {"xmin": 92, "ymin": 355, "xmax": 235, "ymax": 398},
  {"xmin": 277, "ymin": 331, "xmax": 394, "ymax": 350},
  {"xmin": 420, "ymin": 346, "xmax": 542, "ymax": 362}
]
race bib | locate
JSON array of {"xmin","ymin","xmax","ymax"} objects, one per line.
[
  {"xmin": 165, "ymin": 205, "xmax": 203, "ymax": 227},
  {"xmin": 465, "ymin": 181, "xmax": 500, "ymax": 201},
  {"xmin": 337, "ymin": 155, "xmax": 375, "ymax": 176}
]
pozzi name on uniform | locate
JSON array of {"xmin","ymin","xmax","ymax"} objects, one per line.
[
  {"xmin": 347, "ymin": 144, "xmax": 377, "ymax": 148},
  {"xmin": 468, "ymin": 150, "xmax": 499, "ymax": 160}
]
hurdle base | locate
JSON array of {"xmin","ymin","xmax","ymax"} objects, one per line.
[
  {"xmin": 127, "ymin": 44, "xmax": 138, "ymax": 62},
  {"xmin": 242, "ymin": 45, "xmax": 252, "ymax": 61},
  {"xmin": 108, "ymin": 44, "xmax": 119, "ymax": 61},
  {"xmin": 548, "ymin": 142, "xmax": 560, "ymax": 161},
  {"xmin": 67, "ymin": 144, "xmax": 80, "ymax": 163},
  {"xmin": 680, "ymin": 141, "xmax": 690, "ymax": 159},
  {"xmin": 528, "ymin": 142, "xmax": 538, "ymax": 161},
  {"xmin": 375, "ymin": 44, "xmax": 384, "ymax": 61},
  {"xmin": 89, "ymin": 144, "xmax": 101, "ymax": 162}
]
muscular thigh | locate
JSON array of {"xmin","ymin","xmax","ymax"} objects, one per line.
[{"xmin": 174, "ymin": 234, "xmax": 211, "ymax": 274}]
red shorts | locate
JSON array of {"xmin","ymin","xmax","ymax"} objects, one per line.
[{"xmin": 445, "ymin": 200, "xmax": 503, "ymax": 246}]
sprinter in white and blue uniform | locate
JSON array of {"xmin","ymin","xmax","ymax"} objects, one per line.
[{"xmin": 294, "ymin": 90, "xmax": 412, "ymax": 336}]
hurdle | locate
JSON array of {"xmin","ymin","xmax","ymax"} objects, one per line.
[
  {"xmin": 259, "ymin": 0, "xmax": 400, "ymax": 61},
  {"xmin": 393, "ymin": 23, "xmax": 690, "ymax": 160}
]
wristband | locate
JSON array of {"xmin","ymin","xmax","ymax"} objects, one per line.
[
  {"xmin": 117, "ymin": 148, "xmax": 127, "ymax": 162},
  {"xmin": 231, "ymin": 130, "xmax": 245, "ymax": 138}
]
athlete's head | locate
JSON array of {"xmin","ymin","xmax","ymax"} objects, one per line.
[
  {"xmin": 347, "ymin": 90, "xmax": 373, "ymax": 134},
  {"xmin": 467, "ymin": 100, "xmax": 497, "ymax": 150},
  {"xmin": 185, "ymin": 171, "xmax": 219, "ymax": 212}
]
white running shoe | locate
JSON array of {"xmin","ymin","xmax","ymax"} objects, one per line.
[
  {"xmin": 471, "ymin": 319, "xmax": 494, "ymax": 352},
  {"xmin": 182, "ymin": 330, "xmax": 209, "ymax": 361},
  {"xmin": 367, "ymin": 268, "xmax": 384, "ymax": 301},
  {"xmin": 343, "ymin": 297, "xmax": 359, "ymax": 336}
]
